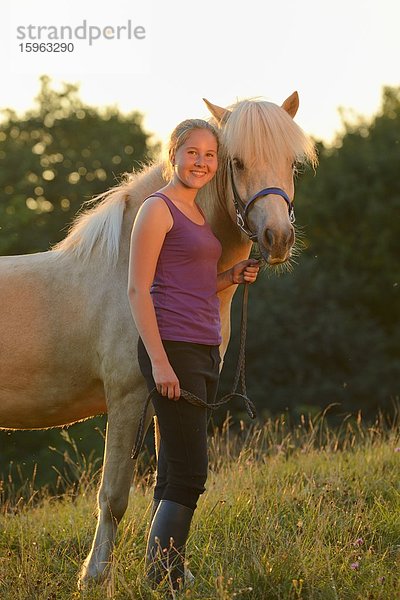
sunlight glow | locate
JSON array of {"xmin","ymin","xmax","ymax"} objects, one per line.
[{"xmin": 1, "ymin": 0, "xmax": 399, "ymax": 145}]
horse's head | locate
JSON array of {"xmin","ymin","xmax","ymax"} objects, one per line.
[{"xmin": 204, "ymin": 93, "xmax": 317, "ymax": 265}]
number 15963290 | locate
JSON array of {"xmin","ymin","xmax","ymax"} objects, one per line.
[{"xmin": 19, "ymin": 42, "xmax": 74, "ymax": 52}]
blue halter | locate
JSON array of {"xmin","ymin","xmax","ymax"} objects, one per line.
[{"xmin": 228, "ymin": 160, "xmax": 295, "ymax": 242}]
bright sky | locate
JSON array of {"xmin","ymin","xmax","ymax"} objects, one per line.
[{"xmin": 1, "ymin": 0, "xmax": 399, "ymax": 146}]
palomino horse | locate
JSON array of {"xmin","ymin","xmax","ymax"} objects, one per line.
[{"xmin": 0, "ymin": 92, "xmax": 316, "ymax": 585}]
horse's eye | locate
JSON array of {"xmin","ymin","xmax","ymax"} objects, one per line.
[
  {"xmin": 292, "ymin": 161, "xmax": 304, "ymax": 177},
  {"xmin": 233, "ymin": 157, "xmax": 244, "ymax": 171}
]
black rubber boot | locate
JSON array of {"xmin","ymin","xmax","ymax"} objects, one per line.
[{"xmin": 145, "ymin": 499, "xmax": 194, "ymax": 591}]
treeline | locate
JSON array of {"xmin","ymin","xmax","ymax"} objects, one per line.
[
  {"xmin": 0, "ymin": 80, "xmax": 398, "ymax": 489},
  {"xmin": 0, "ymin": 75, "xmax": 158, "ymax": 256}
]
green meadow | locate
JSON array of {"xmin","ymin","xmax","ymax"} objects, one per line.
[{"xmin": 1, "ymin": 412, "xmax": 399, "ymax": 599}]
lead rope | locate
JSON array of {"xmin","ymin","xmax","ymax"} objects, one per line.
[{"xmin": 131, "ymin": 283, "xmax": 257, "ymax": 460}]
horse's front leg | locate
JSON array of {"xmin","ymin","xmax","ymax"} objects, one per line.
[{"xmin": 79, "ymin": 383, "xmax": 153, "ymax": 588}]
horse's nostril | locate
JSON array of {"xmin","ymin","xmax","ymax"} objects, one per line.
[
  {"xmin": 265, "ymin": 227, "xmax": 294, "ymax": 250},
  {"xmin": 265, "ymin": 229, "xmax": 274, "ymax": 248}
]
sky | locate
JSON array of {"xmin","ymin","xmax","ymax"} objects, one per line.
[{"xmin": 1, "ymin": 0, "xmax": 399, "ymax": 146}]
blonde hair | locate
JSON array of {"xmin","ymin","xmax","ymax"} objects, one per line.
[
  {"xmin": 221, "ymin": 100, "xmax": 317, "ymax": 169},
  {"xmin": 162, "ymin": 118, "xmax": 219, "ymax": 180}
]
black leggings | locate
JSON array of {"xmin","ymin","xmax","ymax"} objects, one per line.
[{"xmin": 137, "ymin": 338, "xmax": 220, "ymax": 510}]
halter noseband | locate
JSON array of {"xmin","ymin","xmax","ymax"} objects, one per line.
[{"xmin": 228, "ymin": 160, "xmax": 295, "ymax": 242}]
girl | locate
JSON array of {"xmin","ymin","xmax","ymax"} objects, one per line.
[{"xmin": 128, "ymin": 118, "xmax": 259, "ymax": 590}]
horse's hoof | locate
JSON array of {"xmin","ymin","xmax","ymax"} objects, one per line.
[{"xmin": 78, "ymin": 564, "xmax": 110, "ymax": 592}]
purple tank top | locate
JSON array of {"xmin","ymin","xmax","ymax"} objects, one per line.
[{"xmin": 147, "ymin": 192, "xmax": 222, "ymax": 345}]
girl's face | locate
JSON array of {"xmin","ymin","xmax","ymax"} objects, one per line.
[{"xmin": 172, "ymin": 129, "xmax": 218, "ymax": 190}]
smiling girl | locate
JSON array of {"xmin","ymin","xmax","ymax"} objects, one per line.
[{"xmin": 128, "ymin": 119, "xmax": 259, "ymax": 591}]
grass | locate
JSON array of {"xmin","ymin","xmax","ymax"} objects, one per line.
[{"xmin": 0, "ymin": 409, "xmax": 399, "ymax": 599}]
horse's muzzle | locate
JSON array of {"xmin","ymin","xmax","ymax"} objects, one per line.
[{"xmin": 261, "ymin": 226, "xmax": 294, "ymax": 264}]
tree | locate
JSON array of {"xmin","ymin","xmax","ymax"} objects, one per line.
[
  {"xmin": 0, "ymin": 75, "xmax": 159, "ymax": 255},
  {"xmin": 301, "ymin": 88, "xmax": 400, "ymax": 325}
]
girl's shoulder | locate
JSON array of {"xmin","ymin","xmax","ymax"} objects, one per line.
[
  {"xmin": 136, "ymin": 194, "xmax": 174, "ymax": 233},
  {"xmin": 142, "ymin": 193, "xmax": 172, "ymax": 213}
]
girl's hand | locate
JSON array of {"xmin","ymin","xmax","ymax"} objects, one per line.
[
  {"xmin": 152, "ymin": 361, "xmax": 181, "ymax": 400},
  {"xmin": 231, "ymin": 259, "xmax": 260, "ymax": 284}
]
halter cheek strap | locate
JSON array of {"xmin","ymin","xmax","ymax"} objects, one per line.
[{"xmin": 229, "ymin": 161, "xmax": 295, "ymax": 242}]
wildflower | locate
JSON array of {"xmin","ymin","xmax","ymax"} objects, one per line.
[
  {"xmin": 394, "ymin": 447, "xmax": 400, "ymax": 453},
  {"xmin": 353, "ymin": 537, "xmax": 364, "ymax": 547},
  {"xmin": 350, "ymin": 561, "xmax": 360, "ymax": 570}
]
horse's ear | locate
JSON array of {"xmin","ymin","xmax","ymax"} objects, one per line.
[
  {"xmin": 203, "ymin": 98, "xmax": 231, "ymax": 125},
  {"xmin": 281, "ymin": 91, "xmax": 299, "ymax": 118}
]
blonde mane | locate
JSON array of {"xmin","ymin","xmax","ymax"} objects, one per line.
[
  {"xmin": 51, "ymin": 165, "xmax": 163, "ymax": 265},
  {"xmin": 220, "ymin": 99, "xmax": 317, "ymax": 169}
]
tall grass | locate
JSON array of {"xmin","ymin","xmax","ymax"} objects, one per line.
[{"xmin": 1, "ymin": 409, "xmax": 399, "ymax": 599}]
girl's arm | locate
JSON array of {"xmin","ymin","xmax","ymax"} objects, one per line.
[
  {"xmin": 127, "ymin": 198, "xmax": 180, "ymax": 400},
  {"xmin": 217, "ymin": 259, "xmax": 260, "ymax": 292}
]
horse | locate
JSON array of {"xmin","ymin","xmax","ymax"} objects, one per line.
[{"xmin": 0, "ymin": 91, "xmax": 317, "ymax": 586}]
